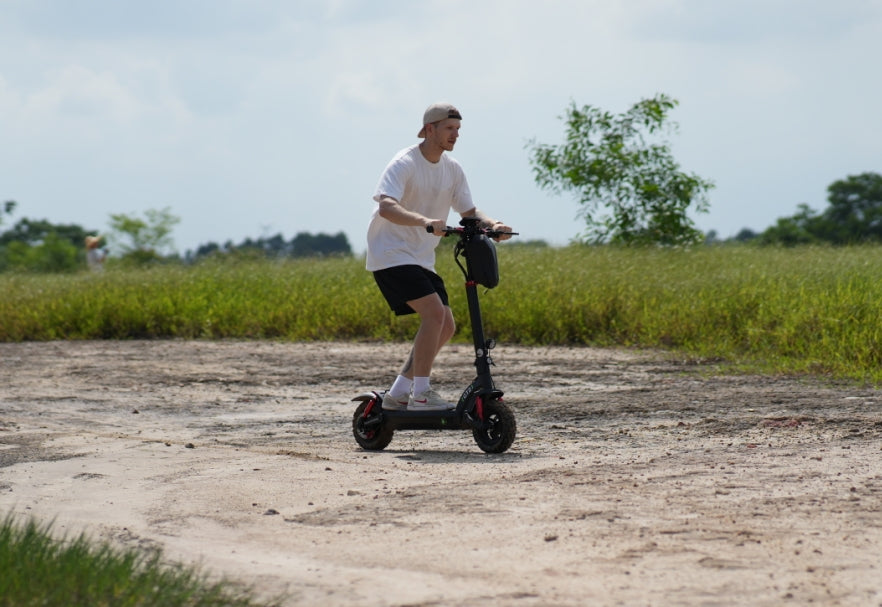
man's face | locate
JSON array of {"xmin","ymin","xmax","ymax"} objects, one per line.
[{"xmin": 428, "ymin": 118, "xmax": 461, "ymax": 151}]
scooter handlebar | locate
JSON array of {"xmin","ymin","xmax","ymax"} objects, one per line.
[
  {"xmin": 425, "ymin": 225, "xmax": 455, "ymax": 235},
  {"xmin": 426, "ymin": 225, "xmax": 519, "ymax": 238}
]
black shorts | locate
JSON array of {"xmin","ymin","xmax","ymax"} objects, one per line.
[{"xmin": 373, "ymin": 265, "xmax": 449, "ymax": 316}]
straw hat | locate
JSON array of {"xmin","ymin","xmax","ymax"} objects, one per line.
[{"xmin": 85, "ymin": 236, "xmax": 101, "ymax": 249}]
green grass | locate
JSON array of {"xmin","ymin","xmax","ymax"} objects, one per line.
[
  {"xmin": 0, "ymin": 258, "xmax": 397, "ymax": 341},
  {"xmin": 0, "ymin": 515, "xmax": 279, "ymax": 607},
  {"xmin": 484, "ymin": 244, "xmax": 882, "ymax": 380},
  {"xmin": 2, "ymin": 244, "xmax": 882, "ymax": 382}
]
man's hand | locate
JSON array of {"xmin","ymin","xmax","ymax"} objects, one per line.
[
  {"xmin": 426, "ymin": 218, "xmax": 447, "ymax": 236},
  {"xmin": 491, "ymin": 221, "xmax": 514, "ymax": 241}
]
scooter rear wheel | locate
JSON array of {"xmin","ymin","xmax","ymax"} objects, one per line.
[
  {"xmin": 352, "ymin": 399, "xmax": 394, "ymax": 450},
  {"xmin": 472, "ymin": 399, "xmax": 516, "ymax": 454}
]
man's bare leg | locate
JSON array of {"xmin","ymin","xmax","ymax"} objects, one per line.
[{"xmin": 401, "ymin": 293, "xmax": 455, "ymax": 380}]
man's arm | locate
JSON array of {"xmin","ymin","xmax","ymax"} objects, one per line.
[{"xmin": 377, "ymin": 196, "xmax": 447, "ymax": 235}]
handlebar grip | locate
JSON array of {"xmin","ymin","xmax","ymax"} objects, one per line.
[{"xmin": 426, "ymin": 226, "xmax": 434, "ymax": 233}]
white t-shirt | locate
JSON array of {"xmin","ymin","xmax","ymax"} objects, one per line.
[
  {"xmin": 86, "ymin": 248, "xmax": 106, "ymax": 271},
  {"xmin": 366, "ymin": 144, "xmax": 474, "ymax": 272}
]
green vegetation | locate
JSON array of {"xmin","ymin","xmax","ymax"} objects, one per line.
[
  {"xmin": 485, "ymin": 245, "xmax": 882, "ymax": 382},
  {"xmin": 759, "ymin": 172, "xmax": 882, "ymax": 245},
  {"xmin": 107, "ymin": 207, "xmax": 181, "ymax": 264},
  {"xmin": 0, "ymin": 515, "xmax": 277, "ymax": 607},
  {"xmin": 3, "ymin": 244, "xmax": 882, "ymax": 383},
  {"xmin": 528, "ymin": 94, "xmax": 713, "ymax": 245},
  {"xmin": 0, "ymin": 257, "xmax": 388, "ymax": 342},
  {"xmin": 0, "ymin": 204, "xmax": 354, "ymax": 273}
]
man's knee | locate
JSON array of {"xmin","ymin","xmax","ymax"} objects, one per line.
[
  {"xmin": 442, "ymin": 308, "xmax": 456, "ymax": 340},
  {"xmin": 410, "ymin": 294, "xmax": 446, "ymax": 323}
]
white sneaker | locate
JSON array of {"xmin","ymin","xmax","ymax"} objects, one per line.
[
  {"xmin": 408, "ymin": 388, "xmax": 455, "ymax": 411},
  {"xmin": 382, "ymin": 392, "xmax": 409, "ymax": 410}
]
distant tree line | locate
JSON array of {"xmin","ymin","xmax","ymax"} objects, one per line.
[
  {"xmin": 3, "ymin": 170, "xmax": 881, "ymax": 273},
  {"xmin": 188, "ymin": 231, "xmax": 352, "ymax": 262},
  {"xmin": 0, "ymin": 204, "xmax": 93, "ymax": 273},
  {"xmin": 0, "ymin": 202, "xmax": 352, "ymax": 273},
  {"xmin": 706, "ymin": 172, "xmax": 882, "ymax": 246}
]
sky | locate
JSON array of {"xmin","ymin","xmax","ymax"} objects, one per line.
[{"xmin": 1, "ymin": 0, "xmax": 881, "ymax": 254}]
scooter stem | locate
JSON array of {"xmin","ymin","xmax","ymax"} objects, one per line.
[{"xmin": 465, "ymin": 279, "xmax": 494, "ymax": 391}]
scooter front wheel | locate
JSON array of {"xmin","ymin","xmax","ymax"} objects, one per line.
[
  {"xmin": 472, "ymin": 399, "xmax": 516, "ymax": 454},
  {"xmin": 352, "ymin": 399, "xmax": 394, "ymax": 451}
]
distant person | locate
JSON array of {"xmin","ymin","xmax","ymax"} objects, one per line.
[
  {"xmin": 85, "ymin": 235, "xmax": 107, "ymax": 271},
  {"xmin": 366, "ymin": 102, "xmax": 513, "ymax": 411}
]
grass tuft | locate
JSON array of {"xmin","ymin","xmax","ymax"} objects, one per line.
[{"xmin": 0, "ymin": 514, "xmax": 280, "ymax": 607}]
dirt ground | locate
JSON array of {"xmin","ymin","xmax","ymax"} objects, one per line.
[{"xmin": 1, "ymin": 340, "xmax": 880, "ymax": 606}]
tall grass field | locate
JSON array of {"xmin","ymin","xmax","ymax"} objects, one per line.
[{"xmin": 2, "ymin": 244, "xmax": 882, "ymax": 383}]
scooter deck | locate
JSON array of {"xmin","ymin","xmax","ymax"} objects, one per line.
[{"xmin": 379, "ymin": 408, "xmax": 471, "ymax": 431}]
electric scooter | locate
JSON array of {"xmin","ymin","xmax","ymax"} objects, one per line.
[{"xmin": 351, "ymin": 216, "xmax": 519, "ymax": 454}]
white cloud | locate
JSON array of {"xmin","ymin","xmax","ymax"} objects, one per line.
[{"xmin": 28, "ymin": 65, "xmax": 144, "ymax": 124}]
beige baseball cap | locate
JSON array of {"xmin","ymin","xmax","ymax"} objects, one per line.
[{"xmin": 418, "ymin": 102, "xmax": 462, "ymax": 137}]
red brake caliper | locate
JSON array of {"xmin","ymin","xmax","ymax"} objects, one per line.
[{"xmin": 361, "ymin": 394, "xmax": 379, "ymax": 437}]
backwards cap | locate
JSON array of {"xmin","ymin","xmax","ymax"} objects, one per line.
[{"xmin": 418, "ymin": 102, "xmax": 462, "ymax": 137}]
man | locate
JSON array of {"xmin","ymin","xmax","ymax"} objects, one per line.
[
  {"xmin": 85, "ymin": 235, "xmax": 107, "ymax": 271},
  {"xmin": 366, "ymin": 102, "xmax": 513, "ymax": 411}
]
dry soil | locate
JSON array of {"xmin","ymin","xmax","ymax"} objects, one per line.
[{"xmin": 1, "ymin": 340, "xmax": 881, "ymax": 606}]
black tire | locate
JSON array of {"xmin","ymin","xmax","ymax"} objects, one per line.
[
  {"xmin": 352, "ymin": 399, "xmax": 393, "ymax": 451},
  {"xmin": 472, "ymin": 399, "xmax": 516, "ymax": 454}
]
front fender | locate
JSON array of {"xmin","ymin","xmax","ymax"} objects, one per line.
[{"xmin": 352, "ymin": 391, "xmax": 382, "ymax": 403}]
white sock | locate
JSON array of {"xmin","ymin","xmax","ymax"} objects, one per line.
[
  {"xmin": 389, "ymin": 375, "xmax": 412, "ymax": 397},
  {"xmin": 413, "ymin": 376, "xmax": 430, "ymax": 395}
]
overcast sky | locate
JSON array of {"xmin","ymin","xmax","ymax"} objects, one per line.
[{"xmin": 2, "ymin": 0, "xmax": 880, "ymax": 253}]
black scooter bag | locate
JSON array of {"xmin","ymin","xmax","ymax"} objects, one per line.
[{"xmin": 465, "ymin": 234, "xmax": 499, "ymax": 289}]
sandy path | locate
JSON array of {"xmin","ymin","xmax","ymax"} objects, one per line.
[{"xmin": 1, "ymin": 340, "xmax": 880, "ymax": 606}]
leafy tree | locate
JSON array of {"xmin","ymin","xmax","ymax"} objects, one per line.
[
  {"xmin": 759, "ymin": 172, "xmax": 882, "ymax": 246},
  {"xmin": 263, "ymin": 233, "xmax": 288, "ymax": 256},
  {"xmin": 3, "ymin": 233, "xmax": 80, "ymax": 272},
  {"xmin": 108, "ymin": 207, "xmax": 180, "ymax": 263},
  {"xmin": 0, "ymin": 217, "xmax": 91, "ymax": 249},
  {"xmin": 233, "ymin": 233, "xmax": 291, "ymax": 257},
  {"xmin": 290, "ymin": 231, "xmax": 352, "ymax": 257},
  {"xmin": 758, "ymin": 204, "xmax": 821, "ymax": 246},
  {"xmin": 816, "ymin": 172, "xmax": 882, "ymax": 244},
  {"xmin": 527, "ymin": 94, "xmax": 714, "ymax": 245},
  {"xmin": 1, "ymin": 200, "xmax": 15, "ymax": 225},
  {"xmin": 0, "ymin": 213, "xmax": 95, "ymax": 273},
  {"xmin": 193, "ymin": 241, "xmax": 222, "ymax": 258},
  {"xmin": 732, "ymin": 228, "xmax": 759, "ymax": 243},
  {"xmin": 187, "ymin": 231, "xmax": 352, "ymax": 262}
]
